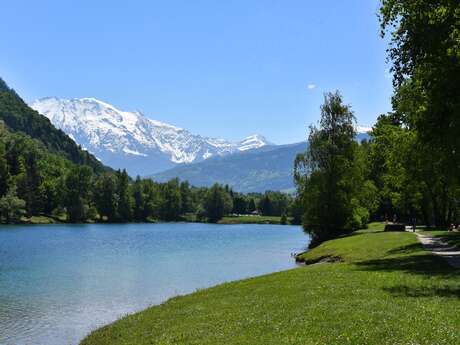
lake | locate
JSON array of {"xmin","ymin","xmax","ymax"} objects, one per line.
[{"xmin": 0, "ymin": 223, "xmax": 308, "ymax": 345}]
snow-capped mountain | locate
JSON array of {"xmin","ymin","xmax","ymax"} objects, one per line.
[{"xmin": 30, "ymin": 97, "xmax": 271, "ymax": 176}]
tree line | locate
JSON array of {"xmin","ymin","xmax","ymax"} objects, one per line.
[
  {"xmin": 0, "ymin": 124, "xmax": 297, "ymax": 224},
  {"xmin": 294, "ymin": 0, "xmax": 460, "ymax": 247}
]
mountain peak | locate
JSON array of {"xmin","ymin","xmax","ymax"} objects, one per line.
[
  {"xmin": 356, "ymin": 125, "xmax": 372, "ymax": 133},
  {"xmin": 238, "ymin": 134, "xmax": 271, "ymax": 151},
  {"xmin": 30, "ymin": 97, "xmax": 270, "ymax": 176}
]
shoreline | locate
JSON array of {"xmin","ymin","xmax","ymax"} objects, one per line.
[
  {"xmin": 80, "ymin": 223, "xmax": 460, "ymax": 345},
  {"xmin": 6, "ymin": 215, "xmax": 296, "ymax": 226}
]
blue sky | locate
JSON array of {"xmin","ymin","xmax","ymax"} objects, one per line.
[{"xmin": 1, "ymin": 0, "xmax": 392, "ymax": 144}]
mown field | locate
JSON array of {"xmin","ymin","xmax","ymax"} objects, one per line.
[
  {"xmin": 81, "ymin": 223, "xmax": 460, "ymax": 345},
  {"xmin": 219, "ymin": 215, "xmax": 288, "ymax": 225}
]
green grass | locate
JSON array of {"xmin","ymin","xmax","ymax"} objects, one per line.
[
  {"xmin": 81, "ymin": 223, "xmax": 460, "ymax": 345},
  {"xmin": 219, "ymin": 215, "xmax": 288, "ymax": 225},
  {"xmin": 20, "ymin": 215, "xmax": 61, "ymax": 224},
  {"xmin": 181, "ymin": 214, "xmax": 290, "ymax": 225}
]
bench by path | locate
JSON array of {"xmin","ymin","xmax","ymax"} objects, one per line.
[{"xmin": 406, "ymin": 227, "xmax": 460, "ymax": 269}]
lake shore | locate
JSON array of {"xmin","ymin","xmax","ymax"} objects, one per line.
[
  {"xmin": 80, "ymin": 222, "xmax": 460, "ymax": 345},
  {"xmin": 17, "ymin": 214, "xmax": 293, "ymax": 226},
  {"xmin": 0, "ymin": 222, "xmax": 305, "ymax": 345}
]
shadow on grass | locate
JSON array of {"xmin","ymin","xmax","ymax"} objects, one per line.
[
  {"xmin": 337, "ymin": 230, "xmax": 386, "ymax": 240},
  {"xmin": 384, "ymin": 285, "xmax": 460, "ymax": 298},
  {"xmin": 386, "ymin": 242, "xmax": 424, "ymax": 255},
  {"xmin": 355, "ymin": 253, "xmax": 456, "ymax": 277}
]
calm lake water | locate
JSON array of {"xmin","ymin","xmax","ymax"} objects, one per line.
[{"xmin": 0, "ymin": 222, "xmax": 308, "ymax": 345}]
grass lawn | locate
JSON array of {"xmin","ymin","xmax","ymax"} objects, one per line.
[
  {"xmin": 219, "ymin": 215, "xmax": 289, "ymax": 225},
  {"xmin": 81, "ymin": 223, "xmax": 460, "ymax": 345}
]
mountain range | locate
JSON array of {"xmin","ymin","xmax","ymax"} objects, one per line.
[
  {"xmin": 152, "ymin": 142, "xmax": 307, "ymax": 192},
  {"xmin": 152, "ymin": 132, "xmax": 370, "ymax": 193},
  {"xmin": 30, "ymin": 97, "xmax": 371, "ymax": 192},
  {"xmin": 31, "ymin": 97, "xmax": 270, "ymax": 176}
]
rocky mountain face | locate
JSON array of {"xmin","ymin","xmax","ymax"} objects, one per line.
[{"xmin": 30, "ymin": 97, "xmax": 270, "ymax": 176}]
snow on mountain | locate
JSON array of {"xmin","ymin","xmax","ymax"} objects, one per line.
[
  {"xmin": 356, "ymin": 125, "xmax": 372, "ymax": 133},
  {"xmin": 30, "ymin": 97, "xmax": 270, "ymax": 175}
]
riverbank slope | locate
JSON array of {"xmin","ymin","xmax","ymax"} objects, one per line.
[{"xmin": 81, "ymin": 223, "xmax": 460, "ymax": 345}]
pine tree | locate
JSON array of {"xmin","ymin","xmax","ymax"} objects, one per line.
[
  {"xmin": 248, "ymin": 198, "xmax": 256, "ymax": 213},
  {"xmin": 95, "ymin": 173, "xmax": 118, "ymax": 221},
  {"xmin": 23, "ymin": 150, "xmax": 44, "ymax": 216},
  {"xmin": 180, "ymin": 181, "xmax": 192, "ymax": 214},
  {"xmin": 159, "ymin": 179, "xmax": 182, "ymax": 221},
  {"xmin": 116, "ymin": 169, "xmax": 132, "ymax": 221},
  {"xmin": 132, "ymin": 176, "xmax": 144, "ymax": 221},
  {"xmin": 204, "ymin": 184, "xmax": 233, "ymax": 223},
  {"xmin": 64, "ymin": 166, "xmax": 93, "ymax": 222},
  {"xmin": 258, "ymin": 194, "xmax": 274, "ymax": 216}
]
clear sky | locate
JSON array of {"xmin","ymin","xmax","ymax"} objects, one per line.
[{"xmin": 1, "ymin": 0, "xmax": 392, "ymax": 144}]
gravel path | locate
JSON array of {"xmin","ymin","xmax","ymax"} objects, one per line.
[{"xmin": 412, "ymin": 230, "xmax": 460, "ymax": 269}]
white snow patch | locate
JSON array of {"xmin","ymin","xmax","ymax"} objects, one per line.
[
  {"xmin": 30, "ymin": 97, "xmax": 271, "ymax": 166},
  {"xmin": 122, "ymin": 147, "xmax": 148, "ymax": 157}
]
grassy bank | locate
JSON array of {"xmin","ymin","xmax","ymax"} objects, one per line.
[
  {"xmin": 19, "ymin": 215, "xmax": 64, "ymax": 224},
  {"xmin": 181, "ymin": 214, "xmax": 292, "ymax": 225},
  {"xmin": 219, "ymin": 215, "xmax": 290, "ymax": 225},
  {"xmin": 81, "ymin": 223, "xmax": 460, "ymax": 345}
]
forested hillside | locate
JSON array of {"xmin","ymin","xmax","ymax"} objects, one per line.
[{"xmin": 0, "ymin": 78, "xmax": 106, "ymax": 173}]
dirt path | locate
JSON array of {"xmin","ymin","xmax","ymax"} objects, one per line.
[{"xmin": 411, "ymin": 230, "xmax": 460, "ymax": 269}]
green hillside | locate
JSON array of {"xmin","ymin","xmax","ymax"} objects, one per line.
[
  {"xmin": 152, "ymin": 142, "xmax": 307, "ymax": 193},
  {"xmin": 0, "ymin": 78, "xmax": 106, "ymax": 173}
]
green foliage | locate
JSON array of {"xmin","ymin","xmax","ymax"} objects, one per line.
[
  {"xmin": 0, "ymin": 78, "xmax": 106, "ymax": 173},
  {"xmin": 179, "ymin": 181, "xmax": 193, "ymax": 214},
  {"xmin": 64, "ymin": 166, "xmax": 93, "ymax": 222},
  {"xmin": 0, "ymin": 140, "xmax": 9, "ymax": 197},
  {"xmin": 0, "ymin": 186, "xmax": 25, "ymax": 223},
  {"xmin": 280, "ymin": 213, "xmax": 287, "ymax": 225},
  {"xmin": 116, "ymin": 169, "xmax": 133, "ymax": 221},
  {"xmin": 257, "ymin": 191, "xmax": 289, "ymax": 216},
  {"xmin": 295, "ymin": 91, "xmax": 374, "ymax": 246},
  {"xmin": 368, "ymin": 112, "xmax": 460, "ymax": 227},
  {"xmin": 204, "ymin": 184, "xmax": 233, "ymax": 223},
  {"xmin": 247, "ymin": 198, "xmax": 256, "ymax": 213},
  {"xmin": 288, "ymin": 196, "xmax": 303, "ymax": 225},
  {"xmin": 158, "ymin": 178, "xmax": 182, "ymax": 221},
  {"xmin": 231, "ymin": 195, "xmax": 248, "ymax": 214},
  {"xmin": 378, "ymin": 0, "xmax": 460, "ymax": 225},
  {"xmin": 94, "ymin": 173, "xmax": 118, "ymax": 222},
  {"xmin": 380, "ymin": 0, "xmax": 459, "ymax": 158}
]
